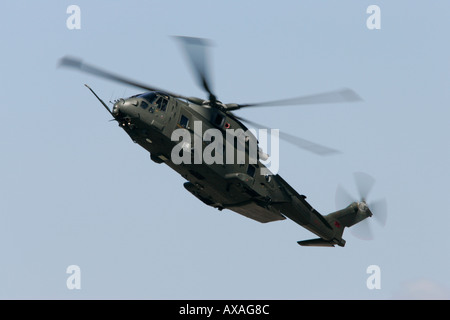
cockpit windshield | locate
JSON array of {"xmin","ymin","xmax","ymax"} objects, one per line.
[{"xmin": 138, "ymin": 92, "xmax": 158, "ymax": 104}]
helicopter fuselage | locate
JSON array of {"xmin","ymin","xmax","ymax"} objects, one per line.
[
  {"xmin": 111, "ymin": 91, "xmax": 346, "ymax": 245},
  {"xmin": 60, "ymin": 38, "xmax": 370, "ymax": 247}
]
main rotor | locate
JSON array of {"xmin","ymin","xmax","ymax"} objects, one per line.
[{"xmin": 59, "ymin": 36, "xmax": 363, "ymax": 155}]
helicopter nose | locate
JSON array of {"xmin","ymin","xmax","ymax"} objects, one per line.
[
  {"xmin": 112, "ymin": 102, "xmax": 120, "ymax": 116},
  {"xmin": 113, "ymin": 99, "xmax": 135, "ymax": 116},
  {"xmin": 112, "ymin": 99, "xmax": 125, "ymax": 116}
]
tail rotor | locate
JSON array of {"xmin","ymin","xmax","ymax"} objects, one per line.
[{"xmin": 335, "ymin": 172, "xmax": 387, "ymax": 240}]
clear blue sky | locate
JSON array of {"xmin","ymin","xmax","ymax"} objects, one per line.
[{"xmin": 1, "ymin": 1, "xmax": 449, "ymax": 299}]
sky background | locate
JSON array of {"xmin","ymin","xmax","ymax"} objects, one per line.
[{"xmin": 1, "ymin": 1, "xmax": 449, "ymax": 299}]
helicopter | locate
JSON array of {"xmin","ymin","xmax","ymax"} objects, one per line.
[{"xmin": 59, "ymin": 36, "xmax": 386, "ymax": 247}]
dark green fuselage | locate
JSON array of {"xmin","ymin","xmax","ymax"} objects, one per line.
[{"xmin": 112, "ymin": 91, "xmax": 351, "ymax": 246}]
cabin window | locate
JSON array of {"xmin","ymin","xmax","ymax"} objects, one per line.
[
  {"xmin": 247, "ymin": 165, "xmax": 256, "ymax": 177},
  {"xmin": 214, "ymin": 114, "xmax": 224, "ymax": 127},
  {"xmin": 179, "ymin": 115, "xmax": 189, "ymax": 128}
]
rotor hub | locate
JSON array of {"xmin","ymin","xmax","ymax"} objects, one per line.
[{"xmin": 357, "ymin": 201, "xmax": 373, "ymax": 217}]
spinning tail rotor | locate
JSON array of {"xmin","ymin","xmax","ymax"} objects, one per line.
[{"xmin": 335, "ymin": 172, "xmax": 387, "ymax": 240}]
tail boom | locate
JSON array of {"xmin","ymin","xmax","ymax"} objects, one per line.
[{"xmin": 297, "ymin": 202, "xmax": 372, "ymax": 247}]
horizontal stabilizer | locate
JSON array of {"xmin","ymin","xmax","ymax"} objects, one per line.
[{"xmin": 297, "ymin": 238, "xmax": 335, "ymax": 247}]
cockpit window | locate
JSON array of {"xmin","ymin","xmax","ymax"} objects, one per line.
[
  {"xmin": 140, "ymin": 101, "xmax": 149, "ymax": 110},
  {"xmin": 138, "ymin": 92, "xmax": 157, "ymax": 104},
  {"xmin": 138, "ymin": 92, "xmax": 169, "ymax": 112},
  {"xmin": 154, "ymin": 97, "xmax": 168, "ymax": 112},
  {"xmin": 160, "ymin": 98, "xmax": 168, "ymax": 111}
]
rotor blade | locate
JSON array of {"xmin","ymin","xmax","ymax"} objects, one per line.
[
  {"xmin": 227, "ymin": 88, "xmax": 362, "ymax": 110},
  {"xmin": 59, "ymin": 56, "xmax": 187, "ymax": 99},
  {"xmin": 278, "ymin": 131, "xmax": 340, "ymax": 156},
  {"xmin": 353, "ymin": 172, "xmax": 376, "ymax": 201},
  {"xmin": 335, "ymin": 184, "xmax": 356, "ymax": 210},
  {"xmin": 350, "ymin": 218, "xmax": 374, "ymax": 241},
  {"xmin": 232, "ymin": 115, "xmax": 340, "ymax": 156},
  {"xmin": 368, "ymin": 198, "xmax": 388, "ymax": 227},
  {"xmin": 173, "ymin": 36, "xmax": 217, "ymax": 103}
]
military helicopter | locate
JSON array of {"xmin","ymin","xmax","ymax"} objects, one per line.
[{"xmin": 59, "ymin": 36, "xmax": 386, "ymax": 247}]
